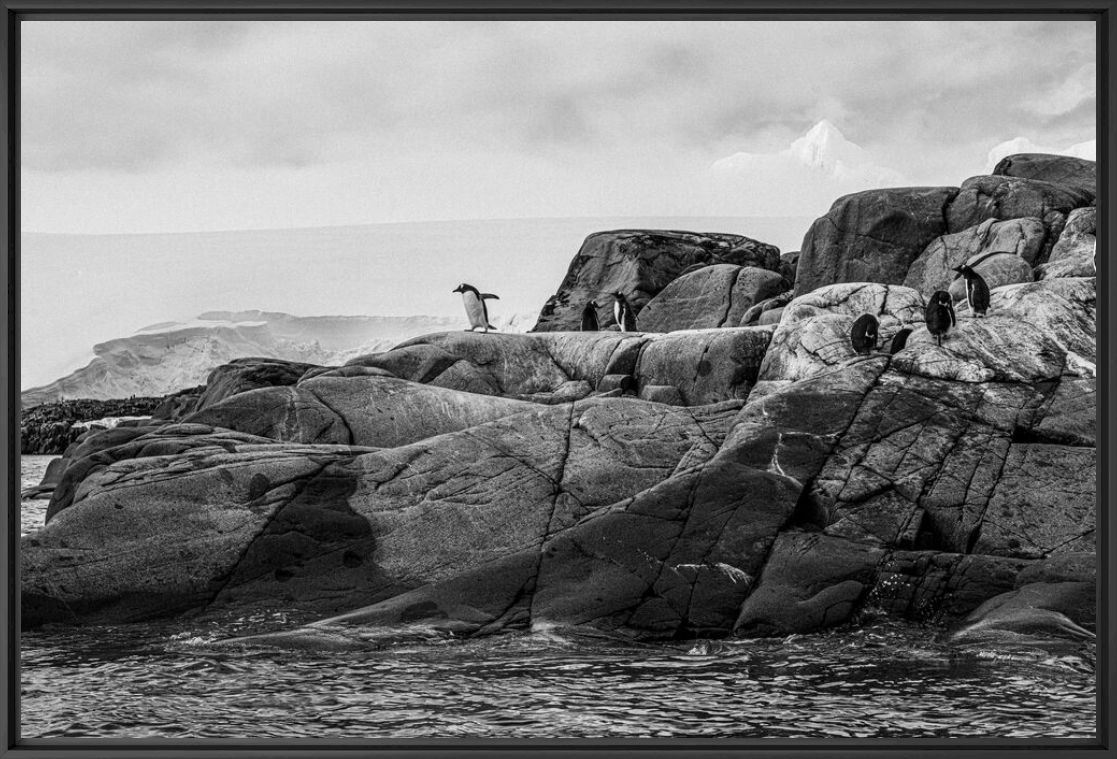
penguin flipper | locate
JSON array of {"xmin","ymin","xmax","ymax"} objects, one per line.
[{"xmin": 482, "ymin": 293, "xmax": 500, "ymax": 300}]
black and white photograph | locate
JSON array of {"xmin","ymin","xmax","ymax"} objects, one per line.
[{"xmin": 6, "ymin": 6, "xmax": 1106, "ymax": 747}]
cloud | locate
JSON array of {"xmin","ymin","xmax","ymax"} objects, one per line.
[
  {"xmin": 984, "ymin": 136, "xmax": 1096, "ymax": 173},
  {"xmin": 19, "ymin": 19, "xmax": 1096, "ymax": 231}
]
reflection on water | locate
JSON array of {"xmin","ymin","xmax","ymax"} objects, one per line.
[{"xmin": 18, "ymin": 456, "xmax": 1096, "ymax": 740}]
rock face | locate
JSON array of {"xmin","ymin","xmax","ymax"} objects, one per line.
[
  {"xmin": 992, "ymin": 153, "xmax": 1097, "ymax": 201},
  {"xmin": 794, "ymin": 186, "xmax": 960, "ymax": 296},
  {"xmin": 1037, "ymin": 206, "xmax": 1096, "ymax": 280},
  {"xmin": 904, "ymin": 217, "xmax": 1044, "ymax": 296},
  {"xmin": 637, "ymin": 265, "xmax": 787, "ymax": 332},
  {"xmin": 21, "ymin": 397, "xmax": 166, "ymax": 455},
  {"xmin": 532, "ymin": 230, "xmax": 781, "ymax": 332},
  {"xmin": 22, "ymin": 179, "xmax": 1096, "ymax": 652}
]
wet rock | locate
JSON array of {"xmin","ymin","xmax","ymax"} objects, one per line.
[
  {"xmin": 533, "ymin": 230, "xmax": 781, "ymax": 332},
  {"xmin": 733, "ymin": 533, "xmax": 884, "ymax": 636},
  {"xmin": 948, "ymin": 582, "xmax": 1096, "ymax": 644},
  {"xmin": 637, "ymin": 265, "xmax": 786, "ymax": 332},
  {"xmin": 794, "ymin": 186, "xmax": 959, "ymax": 296}
]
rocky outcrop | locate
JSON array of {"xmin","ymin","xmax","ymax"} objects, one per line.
[
  {"xmin": 945, "ymin": 175, "xmax": 1092, "ymax": 263},
  {"xmin": 1037, "ymin": 206, "xmax": 1096, "ymax": 280},
  {"xmin": 21, "ymin": 162, "xmax": 1097, "ymax": 653},
  {"xmin": 194, "ymin": 358, "xmax": 322, "ymax": 412},
  {"xmin": 20, "ymin": 397, "xmax": 166, "ymax": 455},
  {"xmin": 992, "ymin": 153, "xmax": 1097, "ymax": 202},
  {"xmin": 794, "ymin": 187, "xmax": 959, "ymax": 296},
  {"xmin": 637, "ymin": 265, "xmax": 787, "ymax": 332},
  {"xmin": 904, "ymin": 217, "xmax": 1044, "ymax": 296},
  {"xmin": 532, "ymin": 230, "xmax": 781, "ymax": 332}
]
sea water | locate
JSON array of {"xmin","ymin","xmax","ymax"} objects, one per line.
[{"xmin": 17, "ymin": 456, "xmax": 1096, "ymax": 740}]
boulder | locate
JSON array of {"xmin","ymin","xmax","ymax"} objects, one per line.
[
  {"xmin": 23, "ymin": 397, "xmax": 745, "ymax": 627},
  {"xmin": 992, "ymin": 153, "xmax": 1097, "ymax": 201},
  {"xmin": 533, "ymin": 230, "xmax": 781, "ymax": 331},
  {"xmin": 893, "ymin": 278, "xmax": 1095, "ymax": 383},
  {"xmin": 794, "ymin": 186, "xmax": 959, "ymax": 296},
  {"xmin": 948, "ymin": 582, "xmax": 1096, "ymax": 644},
  {"xmin": 195, "ymin": 358, "xmax": 322, "ymax": 411},
  {"xmin": 636, "ymin": 265, "xmax": 786, "ymax": 332},
  {"xmin": 757, "ymin": 283, "xmax": 925, "ymax": 384},
  {"xmin": 631, "ymin": 327, "xmax": 774, "ymax": 405},
  {"xmin": 944, "ymin": 252, "xmax": 1034, "ymax": 303},
  {"xmin": 779, "ymin": 251, "xmax": 800, "ymax": 288},
  {"xmin": 186, "ymin": 376, "xmax": 537, "ymax": 449},
  {"xmin": 733, "ymin": 533, "xmax": 884, "ymax": 636},
  {"xmin": 741, "ymin": 291, "xmax": 793, "ymax": 326},
  {"xmin": 904, "ymin": 217, "xmax": 1044, "ymax": 296},
  {"xmin": 945, "ymin": 175, "xmax": 1093, "ymax": 261},
  {"xmin": 1037, "ymin": 207, "xmax": 1096, "ymax": 280}
]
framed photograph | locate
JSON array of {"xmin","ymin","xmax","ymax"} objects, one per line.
[{"xmin": 3, "ymin": 1, "xmax": 1111, "ymax": 756}]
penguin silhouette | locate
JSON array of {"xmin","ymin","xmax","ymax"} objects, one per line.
[
  {"xmin": 925, "ymin": 290, "xmax": 956, "ymax": 346},
  {"xmin": 453, "ymin": 283, "xmax": 499, "ymax": 333},
  {"xmin": 580, "ymin": 301, "xmax": 600, "ymax": 331},
  {"xmin": 849, "ymin": 314, "xmax": 879, "ymax": 355},
  {"xmin": 889, "ymin": 327, "xmax": 913, "ymax": 355},
  {"xmin": 953, "ymin": 264, "xmax": 990, "ymax": 317},
  {"xmin": 613, "ymin": 292, "xmax": 638, "ymax": 332}
]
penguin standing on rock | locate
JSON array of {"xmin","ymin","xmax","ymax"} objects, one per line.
[
  {"xmin": 925, "ymin": 290, "xmax": 956, "ymax": 346},
  {"xmin": 889, "ymin": 327, "xmax": 913, "ymax": 355},
  {"xmin": 453, "ymin": 283, "xmax": 499, "ymax": 333},
  {"xmin": 613, "ymin": 292, "xmax": 638, "ymax": 332},
  {"xmin": 849, "ymin": 314, "xmax": 879, "ymax": 355},
  {"xmin": 580, "ymin": 301, "xmax": 600, "ymax": 331},
  {"xmin": 953, "ymin": 264, "xmax": 991, "ymax": 317}
]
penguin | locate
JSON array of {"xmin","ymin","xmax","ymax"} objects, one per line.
[
  {"xmin": 888, "ymin": 327, "xmax": 913, "ymax": 355},
  {"xmin": 452, "ymin": 283, "xmax": 499, "ymax": 333},
  {"xmin": 580, "ymin": 301, "xmax": 600, "ymax": 332},
  {"xmin": 612, "ymin": 291, "xmax": 638, "ymax": 332},
  {"xmin": 849, "ymin": 314, "xmax": 879, "ymax": 355},
  {"xmin": 952, "ymin": 263, "xmax": 991, "ymax": 317},
  {"xmin": 925, "ymin": 290, "xmax": 956, "ymax": 347}
]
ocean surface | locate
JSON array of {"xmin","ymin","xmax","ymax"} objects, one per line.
[{"xmin": 18, "ymin": 455, "xmax": 1097, "ymax": 740}]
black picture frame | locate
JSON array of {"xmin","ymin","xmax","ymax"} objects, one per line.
[{"xmin": 1, "ymin": 2, "xmax": 1113, "ymax": 757}]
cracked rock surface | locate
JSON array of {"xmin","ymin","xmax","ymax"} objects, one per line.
[{"xmin": 22, "ymin": 153, "xmax": 1097, "ymax": 651}]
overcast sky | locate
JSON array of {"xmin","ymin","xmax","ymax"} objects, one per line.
[
  {"xmin": 21, "ymin": 19, "xmax": 1096, "ymax": 233},
  {"xmin": 18, "ymin": 19, "xmax": 1096, "ymax": 389}
]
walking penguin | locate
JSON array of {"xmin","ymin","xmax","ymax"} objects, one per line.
[
  {"xmin": 849, "ymin": 313, "xmax": 879, "ymax": 355},
  {"xmin": 925, "ymin": 290, "xmax": 956, "ymax": 346},
  {"xmin": 453, "ymin": 283, "xmax": 499, "ymax": 333},
  {"xmin": 580, "ymin": 301, "xmax": 600, "ymax": 331},
  {"xmin": 952, "ymin": 263, "xmax": 991, "ymax": 317},
  {"xmin": 613, "ymin": 291, "xmax": 638, "ymax": 332}
]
